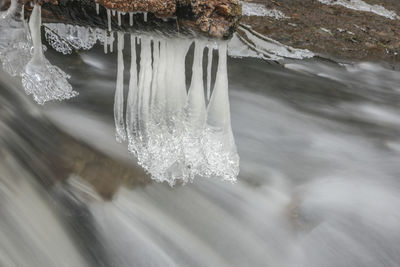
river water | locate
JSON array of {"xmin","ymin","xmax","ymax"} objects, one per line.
[{"xmin": 1, "ymin": 41, "xmax": 400, "ymax": 267}]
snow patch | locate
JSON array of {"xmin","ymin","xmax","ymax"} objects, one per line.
[
  {"xmin": 318, "ymin": 0, "xmax": 400, "ymax": 20},
  {"xmin": 241, "ymin": 2, "xmax": 289, "ymax": 19},
  {"xmin": 228, "ymin": 27, "xmax": 314, "ymax": 61}
]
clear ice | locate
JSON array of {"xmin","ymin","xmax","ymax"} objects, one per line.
[
  {"xmin": 114, "ymin": 32, "xmax": 127, "ymax": 143},
  {"xmin": 206, "ymin": 46, "xmax": 213, "ymax": 101},
  {"xmin": 0, "ymin": 1, "xmax": 77, "ymax": 105},
  {"xmin": 44, "ymin": 24, "xmax": 97, "ymax": 54},
  {"xmin": 0, "ymin": 0, "xmax": 31, "ymax": 77},
  {"xmin": 21, "ymin": 4, "xmax": 77, "ymax": 105}
]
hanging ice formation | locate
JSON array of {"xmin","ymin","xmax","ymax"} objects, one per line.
[
  {"xmin": 109, "ymin": 34, "xmax": 240, "ymax": 185},
  {"xmin": 0, "ymin": 3, "xmax": 239, "ymax": 184},
  {"xmin": 22, "ymin": 4, "xmax": 78, "ymax": 105},
  {"xmin": 0, "ymin": 0, "xmax": 31, "ymax": 77},
  {"xmin": 0, "ymin": 1, "xmax": 77, "ymax": 105}
]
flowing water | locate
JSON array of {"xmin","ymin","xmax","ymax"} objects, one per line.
[{"xmin": 1, "ymin": 17, "xmax": 400, "ymax": 267}]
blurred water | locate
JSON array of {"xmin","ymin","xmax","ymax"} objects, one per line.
[{"xmin": 1, "ymin": 43, "xmax": 400, "ymax": 267}]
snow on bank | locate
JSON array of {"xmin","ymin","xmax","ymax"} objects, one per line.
[
  {"xmin": 228, "ymin": 27, "xmax": 314, "ymax": 61},
  {"xmin": 241, "ymin": 2, "xmax": 288, "ymax": 19},
  {"xmin": 318, "ymin": 0, "xmax": 400, "ymax": 20}
]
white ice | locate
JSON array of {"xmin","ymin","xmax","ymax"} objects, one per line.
[
  {"xmin": 206, "ymin": 46, "xmax": 213, "ymax": 101},
  {"xmin": 114, "ymin": 32, "xmax": 127, "ymax": 143},
  {"xmin": 129, "ymin": 12, "xmax": 133, "ymax": 26},
  {"xmin": 107, "ymin": 8, "xmax": 111, "ymax": 31},
  {"xmin": 44, "ymin": 23, "xmax": 97, "ymax": 54},
  {"xmin": 117, "ymin": 11, "xmax": 121, "ymax": 26},
  {"xmin": 109, "ymin": 31, "xmax": 114, "ymax": 52},
  {"xmin": 126, "ymin": 34, "xmax": 138, "ymax": 153},
  {"xmin": 119, "ymin": 36, "xmax": 239, "ymax": 185}
]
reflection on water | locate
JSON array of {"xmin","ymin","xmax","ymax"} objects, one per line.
[{"xmin": 1, "ymin": 43, "xmax": 400, "ymax": 266}]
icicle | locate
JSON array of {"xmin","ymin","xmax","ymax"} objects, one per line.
[
  {"xmin": 103, "ymin": 29, "xmax": 108, "ymax": 54},
  {"xmin": 117, "ymin": 11, "xmax": 121, "ymax": 26},
  {"xmin": 186, "ymin": 40, "xmax": 207, "ymax": 127},
  {"xmin": 149, "ymin": 39, "xmax": 160, "ymax": 109},
  {"xmin": 96, "ymin": 3, "xmax": 99, "ymax": 15},
  {"xmin": 202, "ymin": 42, "xmax": 239, "ymax": 181},
  {"xmin": 21, "ymin": 4, "xmax": 24, "ymax": 20},
  {"xmin": 183, "ymin": 40, "xmax": 207, "ymax": 177},
  {"xmin": 114, "ymin": 31, "xmax": 126, "ymax": 143},
  {"xmin": 206, "ymin": 46, "xmax": 213, "ymax": 101},
  {"xmin": 109, "ymin": 31, "xmax": 114, "ymax": 52},
  {"xmin": 164, "ymin": 39, "xmax": 190, "ymax": 115},
  {"xmin": 136, "ymin": 37, "xmax": 153, "ymax": 148},
  {"xmin": 0, "ymin": 0, "xmax": 31, "ymax": 76},
  {"xmin": 107, "ymin": 8, "xmax": 111, "ymax": 31},
  {"xmin": 126, "ymin": 34, "xmax": 138, "ymax": 152},
  {"xmin": 129, "ymin": 12, "xmax": 133, "ymax": 26},
  {"xmin": 4, "ymin": 0, "xmax": 18, "ymax": 17},
  {"xmin": 143, "ymin": 12, "xmax": 148, "ymax": 22},
  {"xmin": 84, "ymin": 27, "xmax": 89, "ymax": 43},
  {"xmin": 112, "ymin": 9, "xmax": 116, "ymax": 16},
  {"xmin": 154, "ymin": 39, "xmax": 167, "ymax": 119},
  {"xmin": 22, "ymin": 4, "xmax": 77, "ymax": 104}
]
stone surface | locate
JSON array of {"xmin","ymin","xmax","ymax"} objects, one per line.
[
  {"xmin": 241, "ymin": 0, "xmax": 400, "ymax": 62},
  {"xmin": 18, "ymin": 0, "xmax": 242, "ymax": 39}
]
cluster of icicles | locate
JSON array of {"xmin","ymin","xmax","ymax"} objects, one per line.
[
  {"xmin": 0, "ymin": 2, "xmax": 77, "ymax": 104},
  {"xmin": 0, "ymin": 1, "xmax": 239, "ymax": 185},
  {"xmin": 114, "ymin": 34, "xmax": 239, "ymax": 185}
]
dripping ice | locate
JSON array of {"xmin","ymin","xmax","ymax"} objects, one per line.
[
  {"xmin": 0, "ymin": 2, "xmax": 239, "ymax": 185},
  {"xmin": 22, "ymin": 4, "xmax": 77, "ymax": 105},
  {"xmin": 112, "ymin": 34, "xmax": 239, "ymax": 185}
]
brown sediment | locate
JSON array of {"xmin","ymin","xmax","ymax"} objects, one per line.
[
  {"xmin": 59, "ymin": 134, "xmax": 151, "ymax": 200},
  {"xmin": 31, "ymin": 123, "xmax": 151, "ymax": 200}
]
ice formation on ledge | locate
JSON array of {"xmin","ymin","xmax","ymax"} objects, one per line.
[
  {"xmin": 44, "ymin": 24, "xmax": 97, "ymax": 54},
  {"xmin": 22, "ymin": 4, "xmax": 78, "ymax": 105},
  {"xmin": 111, "ymin": 34, "xmax": 239, "ymax": 185},
  {"xmin": 0, "ymin": 2, "xmax": 239, "ymax": 185}
]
